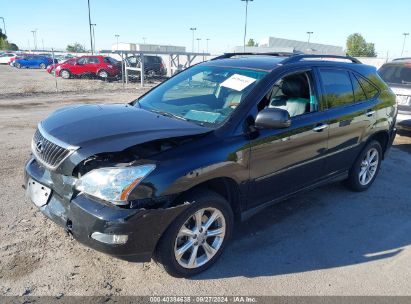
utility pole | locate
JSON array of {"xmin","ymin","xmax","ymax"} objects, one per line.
[
  {"xmin": 87, "ymin": 0, "xmax": 93, "ymax": 54},
  {"xmin": 91, "ymin": 24, "xmax": 96, "ymax": 53},
  {"xmin": 190, "ymin": 27, "xmax": 196, "ymax": 52},
  {"xmin": 206, "ymin": 38, "xmax": 210, "ymax": 53},
  {"xmin": 307, "ymin": 31, "xmax": 313, "ymax": 44},
  {"xmin": 115, "ymin": 34, "xmax": 120, "ymax": 50},
  {"xmin": 0, "ymin": 17, "xmax": 6, "ymax": 36},
  {"xmin": 401, "ymin": 33, "xmax": 409, "ymax": 57},
  {"xmin": 196, "ymin": 38, "xmax": 202, "ymax": 53},
  {"xmin": 241, "ymin": 0, "xmax": 253, "ymax": 52}
]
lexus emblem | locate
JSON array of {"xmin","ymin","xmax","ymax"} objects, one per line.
[{"xmin": 35, "ymin": 140, "xmax": 44, "ymax": 154}]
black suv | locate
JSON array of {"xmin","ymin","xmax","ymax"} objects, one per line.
[
  {"xmin": 124, "ymin": 55, "xmax": 167, "ymax": 79},
  {"xmin": 24, "ymin": 53, "xmax": 397, "ymax": 277}
]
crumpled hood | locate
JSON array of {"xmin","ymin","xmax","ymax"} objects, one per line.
[{"xmin": 40, "ymin": 104, "xmax": 210, "ymax": 158}]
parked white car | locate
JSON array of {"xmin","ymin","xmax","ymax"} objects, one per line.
[{"xmin": 0, "ymin": 53, "xmax": 17, "ymax": 64}]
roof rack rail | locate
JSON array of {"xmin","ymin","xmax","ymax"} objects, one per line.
[
  {"xmin": 211, "ymin": 52, "xmax": 296, "ymax": 61},
  {"xmin": 281, "ymin": 54, "xmax": 362, "ymax": 64},
  {"xmin": 392, "ymin": 57, "xmax": 411, "ymax": 61}
]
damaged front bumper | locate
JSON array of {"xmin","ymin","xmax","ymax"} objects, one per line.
[{"xmin": 24, "ymin": 158, "xmax": 189, "ymax": 262}]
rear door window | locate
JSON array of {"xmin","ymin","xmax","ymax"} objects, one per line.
[
  {"xmin": 319, "ymin": 69, "xmax": 354, "ymax": 108},
  {"xmin": 87, "ymin": 57, "xmax": 100, "ymax": 64}
]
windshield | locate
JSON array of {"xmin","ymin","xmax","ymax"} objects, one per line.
[
  {"xmin": 136, "ymin": 65, "xmax": 267, "ymax": 126},
  {"xmin": 379, "ymin": 64, "xmax": 411, "ymax": 85}
]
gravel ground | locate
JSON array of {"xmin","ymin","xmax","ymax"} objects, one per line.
[
  {"xmin": 1, "ymin": 65, "xmax": 411, "ymax": 297},
  {"xmin": 0, "ymin": 63, "xmax": 156, "ymax": 96}
]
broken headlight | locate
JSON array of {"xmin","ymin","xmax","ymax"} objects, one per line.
[{"xmin": 75, "ymin": 164, "xmax": 156, "ymax": 205}]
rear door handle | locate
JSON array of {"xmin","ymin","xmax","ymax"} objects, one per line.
[
  {"xmin": 313, "ymin": 123, "xmax": 329, "ymax": 132},
  {"xmin": 366, "ymin": 109, "xmax": 376, "ymax": 117}
]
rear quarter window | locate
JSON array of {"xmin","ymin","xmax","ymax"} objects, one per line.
[{"xmin": 355, "ymin": 74, "xmax": 379, "ymax": 99}]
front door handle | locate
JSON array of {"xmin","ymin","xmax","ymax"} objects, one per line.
[
  {"xmin": 313, "ymin": 123, "xmax": 329, "ymax": 132},
  {"xmin": 366, "ymin": 109, "xmax": 376, "ymax": 117}
]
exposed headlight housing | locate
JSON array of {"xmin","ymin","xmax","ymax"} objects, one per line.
[{"xmin": 75, "ymin": 164, "xmax": 156, "ymax": 205}]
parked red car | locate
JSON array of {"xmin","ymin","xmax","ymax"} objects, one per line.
[
  {"xmin": 54, "ymin": 55, "xmax": 120, "ymax": 79},
  {"xmin": 47, "ymin": 58, "xmax": 77, "ymax": 74}
]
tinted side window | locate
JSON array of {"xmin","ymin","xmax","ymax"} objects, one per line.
[
  {"xmin": 319, "ymin": 69, "xmax": 354, "ymax": 108},
  {"xmin": 77, "ymin": 57, "xmax": 87, "ymax": 64},
  {"xmin": 88, "ymin": 57, "xmax": 100, "ymax": 64},
  {"xmin": 355, "ymin": 74, "xmax": 379, "ymax": 99},
  {"xmin": 351, "ymin": 73, "xmax": 367, "ymax": 102}
]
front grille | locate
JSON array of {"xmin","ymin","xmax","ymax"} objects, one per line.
[{"xmin": 31, "ymin": 128, "xmax": 71, "ymax": 170}]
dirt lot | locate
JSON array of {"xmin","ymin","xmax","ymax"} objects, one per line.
[{"xmin": 1, "ymin": 65, "xmax": 411, "ymax": 296}]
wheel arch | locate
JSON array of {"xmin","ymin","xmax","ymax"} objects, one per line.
[
  {"xmin": 171, "ymin": 177, "xmax": 243, "ymax": 222},
  {"xmin": 367, "ymin": 130, "xmax": 389, "ymax": 159}
]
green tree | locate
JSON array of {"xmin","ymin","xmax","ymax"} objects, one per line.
[
  {"xmin": 246, "ymin": 38, "xmax": 257, "ymax": 47},
  {"xmin": 0, "ymin": 29, "xmax": 8, "ymax": 50},
  {"xmin": 66, "ymin": 42, "xmax": 86, "ymax": 53},
  {"xmin": 8, "ymin": 43, "xmax": 19, "ymax": 51},
  {"xmin": 346, "ymin": 33, "xmax": 377, "ymax": 57},
  {"xmin": 0, "ymin": 29, "xmax": 19, "ymax": 50}
]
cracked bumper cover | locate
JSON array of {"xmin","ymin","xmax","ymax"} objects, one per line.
[{"xmin": 24, "ymin": 158, "xmax": 189, "ymax": 262}]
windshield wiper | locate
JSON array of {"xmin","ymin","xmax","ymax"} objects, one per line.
[{"xmin": 148, "ymin": 109, "xmax": 189, "ymax": 122}]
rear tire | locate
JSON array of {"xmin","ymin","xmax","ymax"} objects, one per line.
[
  {"xmin": 60, "ymin": 69, "xmax": 71, "ymax": 79},
  {"xmin": 16, "ymin": 63, "xmax": 21, "ymax": 69},
  {"xmin": 344, "ymin": 140, "xmax": 382, "ymax": 192},
  {"xmin": 39, "ymin": 63, "xmax": 46, "ymax": 69},
  {"xmin": 154, "ymin": 190, "xmax": 233, "ymax": 277},
  {"xmin": 147, "ymin": 69, "xmax": 156, "ymax": 78},
  {"xmin": 98, "ymin": 69, "xmax": 109, "ymax": 80}
]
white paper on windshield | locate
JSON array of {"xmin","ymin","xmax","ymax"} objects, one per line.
[{"xmin": 220, "ymin": 74, "xmax": 256, "ymax": 91}]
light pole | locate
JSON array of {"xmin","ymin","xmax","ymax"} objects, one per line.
[
  {"xmin": 142, "ymin": 37, "xmax": 147, "ymax": 44},
  {"xmin": 87, "ymin": 0, "xmax": 93, "ymax": 54},
  {"xmin": 307, "ymin": 31, "xmax": 313, "ymax": 44},
  {"xmin": 115, "ymin": 34, "xmax": 119, "ymax": 50},
  {"xmin": 190, "ymin": 27, "xmax": 196, "ymax": 52},
  {"xmin": 196, "ymin": 38, "xmax": 202, "ymax": 53},
  {"xmin": 31, "ymin": 30, "xmax": 37, "ymax": 50},
  {"xmin": 206, "ymin": 38, "xmax": 210, "ymax": 53},
  {"xmin": 401, "ymin": 33, "xmax": 409, "ymax": 57},
  {"xmin": 0, "ymin": 17, "xmax": 6, "ymax": 36},
  {"xmin": 241, "ymin": 0, "xmax": 253, "ymax": 52},
  {"xmin": 91, "ymin": 24, "xmax": 96, "ymax": 53}
]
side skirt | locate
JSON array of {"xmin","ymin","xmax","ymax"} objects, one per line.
[{"xmin": 240, "ymin": 171, "xmax": 348, "ymax": 222}]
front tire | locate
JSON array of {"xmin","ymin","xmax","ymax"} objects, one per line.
[
  {"xmin": 16, "ymin": 63, "xmax": 21, "ymax": 69},
  {"xmin": 154, "ymin": 190, "xmax": 233, "ymax": 277},
  {"xmin": 344, "ymin": 140, "xmax": 382, "ymax": 192},
  {"xmin": 60, "ymin": 69, "xmax": 71, "ymax": 79},
  {"xmin": 39, "ymin": 63, "xmax": 46, "ymax": 69}
]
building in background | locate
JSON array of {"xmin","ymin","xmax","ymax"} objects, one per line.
[
  {"xmin": 233, "ymin": 36, "xmax": 345, "ymax": 55},
  {"xmin": 112, "ymin": 43, "xmax": 185, "ymax": 53}
]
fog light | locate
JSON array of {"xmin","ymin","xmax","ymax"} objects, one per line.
[{"xmin": 91, "ymin": 232, "xmax": 128, "ymax": 245}]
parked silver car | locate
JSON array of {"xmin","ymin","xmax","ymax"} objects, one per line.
[{"xmin": 379, "ymin": 58, "xmax": 411, "ymax": 130}]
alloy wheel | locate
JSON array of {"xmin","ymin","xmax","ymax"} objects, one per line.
[
  {"xmin": 359, "ymin": 147, "xmax": 379, "ymax": 186},
  {"xmin": 61, "ymin": 70, "xmax": 70, "ymax": 79},
  {"xmin": 174, "ymin": 207, "xmax": 226, "ymax": 269},
  {"xmin": 99, "ymin": 71, "xmax": 108, "ymax": 78}
]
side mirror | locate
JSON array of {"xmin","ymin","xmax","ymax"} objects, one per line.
[{"xmin": 255, "ymin": 108, "xmax": 291, "ymax": 129}]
